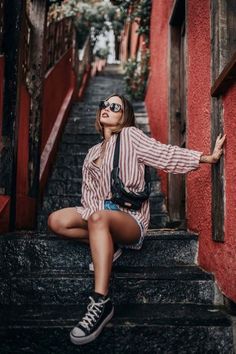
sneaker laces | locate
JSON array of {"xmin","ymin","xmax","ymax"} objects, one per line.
[{"xmin": 78, "ymin": 296, "xmax": 108, "ymax": 330}]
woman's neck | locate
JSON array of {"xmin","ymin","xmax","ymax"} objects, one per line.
[{"xmin": 103, "ymin": 128, "xmax": 113, "ymax": 141}]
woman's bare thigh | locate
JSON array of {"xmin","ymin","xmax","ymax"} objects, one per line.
[
  {"xmin": 48, "ymin": 208, "xmax": 88, "ymax": 240},
  {"xmin": 89, "ymin": 210, "xmax": 141, "ymax": 246},
  {"xmin": 50, "ymin": 207, "xmax": 88, "ymax": 229}
]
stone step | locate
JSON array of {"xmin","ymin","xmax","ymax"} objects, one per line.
[
  {"xmin": 41, "ymin": 195, "xmax": 81, "ymax": 213},
  {"xmin": 64, "ymin": 125, "xmax": 98, "ymax": 135},
  {"xmin": 0, "ymin": 231, "xmax": 198, "ymax": 275},
  {"xmin": 112, "ymin": 266, "xmax": 215, "ymax": 305},
  {"xmin": 37, "ymin": 214, "xmax": 48, "ymax": 230},
  {"xmin": 84, "ymin": 90, "xmax": 124, "ymax": 96},
  {"xmin": 50, "ymin": 165, "xmax": 83, "ymax": 180},
  {"xmin": 0, "ymin": 303, "xmax": 233, "ymax": 353},
  {"xmin": 54, "ymin": 153, "xmax": 86, "ymax": 168},
  {"xmin": 149, "ymin": 196, "xmax": 167, "ymax": 211},
  {"xmin": 68, "ymin": 111, "xmax": 97, "ymax": 119},
  {"xmin": 44, "ymin": 178, "xmax": 83, "ymax": 196},
  {"xmin": 0, "ymin": 266, "xmax": 215, "ymax": 306},
  {"xmin": 84, "ymin": 84, "xmax": 125, "ymax": 92},
  {"xmin": 58, "ymin": 142, "xmax": 92, "ymax": 154},
  {"xmin": 149, "ymin": 213, "xmax": 169, "ymax": 228},
  {"xmin": 62, "ymin": 133, "xmax": 101, "ymax": 144}
]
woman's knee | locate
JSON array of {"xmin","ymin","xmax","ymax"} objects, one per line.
[
  {"xmin": 48, "ymin": 211, "xmax": 64, "ymax": 233},
  {"xmin": 88, "ymin": 211, "xmax": 108, "ymax": 228}
]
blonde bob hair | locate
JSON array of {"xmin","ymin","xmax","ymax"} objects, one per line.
[{"xmin": 95, "ymin": 94, "xmax": 136, "ymax": 137}]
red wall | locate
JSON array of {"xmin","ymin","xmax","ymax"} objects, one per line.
[
  {"xmin": 120, "ymin": 22, "xmax": 131, "ymax": 63},
  {"xmin": 221, "ymin": 84, "xmax": 236, "ymax": 299},
  {"xmin": 130, "ymin": 21, "xmax": 140, "ymax": 59},
  {"xmin": 187, "ymin": 0, "xmax": 236, "ymax": 302},
  {"xmin": 145, "ymin": 0, "xmax": 173, "ymax": 195},
  {"xmin": 186, "ymin": 0, "xmax": 212, "ymax": 250},
  {"xmin": 41, "ymin": 49, "xmax": 74, "ymax": 152},
  {"xmin": 40, "ymin": 48, "xmax": 76, "ymax": 196},
  {"xmin": 0, "ymin": 196, "xmax": 10, "ymax": 233},
  {"xmin": 146, "ymin": 0, "xmax": 236, "ymax": 302}
]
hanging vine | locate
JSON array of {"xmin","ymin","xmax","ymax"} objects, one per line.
[
  {"xmin": 120, "ymin": 0, "xmax": 152, "ymax": 100},
  {"xmin": 124, "ymin": 49, "xmax": 150, "ymax": 101}
]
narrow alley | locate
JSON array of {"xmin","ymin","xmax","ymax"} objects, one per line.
[{"xmin": 0, "ymin": 0, "xmax": 236, "ymax": 353}]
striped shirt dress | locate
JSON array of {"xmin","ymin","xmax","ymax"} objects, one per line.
[{"xmin": 76, "ymin": 126, "xmax": 202, "ymax": 249}]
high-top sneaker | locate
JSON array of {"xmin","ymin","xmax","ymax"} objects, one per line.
[{"xmin": 70, "ymin": 293, "xmax": 114, "ymax": 345}]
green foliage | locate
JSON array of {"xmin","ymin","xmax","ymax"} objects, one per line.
[
  {"xmin": 117, "ymin": 0, "xmax": 151, "ymax": 100},
  {"xmin": 131, "ymin": 0, "xmax": 151, "ymax": 45},
  {"xmin": 48, "ymin": 1, "xmax": 111, "ymax": 49},
  {"xmin": 124, "ymin": 49, "xmax": 150, "ymax": 101},
  {"xmin": 111, "ymin": 0, "xmax": 151, "ymax": 45},
  {"xmin": 106, "ymin": 7, "xmax": 127, "ymax": 38}
]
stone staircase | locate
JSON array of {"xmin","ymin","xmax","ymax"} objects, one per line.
[
  {"xmin": 37, "ymin": 65, "xmax": 168, "ymax": 230},
  {"xmin": 0, "ymin": 65, "xmax": 234, "ymax": 353}
]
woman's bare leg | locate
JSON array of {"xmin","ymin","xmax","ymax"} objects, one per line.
[
  {"xmin": 88, "ymin": 210, "xmax": 140, "ymax": 296},
  {"xmin": 48, "ymin": 207, "xmax": 89, "ymax": 243}
]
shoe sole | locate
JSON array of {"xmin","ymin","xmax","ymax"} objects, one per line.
[
  {"xmin": 70, "ymin": 306, "xmax": 114, "ymax": 345},
  {"xmin": 89, "ymin": 249, "xmax": 122, "ymax": 272}
]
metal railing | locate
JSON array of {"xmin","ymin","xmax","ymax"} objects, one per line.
[{"xmin": 45, "ymin": 17, "xmax": 73, "ymax": 72}]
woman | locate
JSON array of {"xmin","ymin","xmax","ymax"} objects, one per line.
[{"xmin": 48, "ymin": 94, "xmax": 226, "ymax": 345}]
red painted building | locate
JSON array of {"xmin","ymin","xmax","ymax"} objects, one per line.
[
  {"xmin": 0, "ymin": 1, "xmax": 91, "ymax": 232},
  {"xmin": 145, "ymin": 0, "xmax": 236, "ymax": 303}
]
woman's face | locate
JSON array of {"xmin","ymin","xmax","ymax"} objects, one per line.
[{"xmin": 99, "ymin": 96, "xmax": 123, "ymax": 130}]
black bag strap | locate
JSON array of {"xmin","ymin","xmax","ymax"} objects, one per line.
[
  {"xmin": 113, "ymin": 132, "xmax": 121, "ymax": 169},
  {"xmin": 113, "ymin": 132, "xmax": 151, "ymax": 183}
]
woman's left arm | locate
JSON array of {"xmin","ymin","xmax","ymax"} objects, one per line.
[
  {"xmin": 200, "ymin": 134, "xmax": 226, "ymax": 164},
  {"xmin": 128, "ymin": 127, "xmax": 226, "ymax": 174}
]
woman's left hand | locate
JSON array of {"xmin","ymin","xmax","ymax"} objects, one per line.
[{"xmin": 211, "ymin": 134, "xmax": 226, "ymax": 163}]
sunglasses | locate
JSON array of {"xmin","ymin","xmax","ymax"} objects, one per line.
[{"xmin": 99, "ymin": 100, "xmax": 123, "ymax": 113}]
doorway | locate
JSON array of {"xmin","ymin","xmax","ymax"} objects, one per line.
[{"xmin": 168, "ymin": 0, "xmax": 186, "ymax": 225}]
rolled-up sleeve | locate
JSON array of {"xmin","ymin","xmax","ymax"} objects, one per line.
[{"xmin": 129, "ymin": 127, "xmax": 202, "ymax": 174}]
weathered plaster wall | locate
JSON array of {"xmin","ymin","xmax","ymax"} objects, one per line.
[
  {"xmin": 145, "ymin": 0, "xmax": 173, "ymax": 195},
  {"xmin": 146, "ymin": 0, "xmax": 236, "ymax": 301},
  {"xmin": 186, "ymin": 0, "xmax": 212, "ymax": 242},
  {"xmin": 187, "ymin": 0, "xmax": 236, "ymax": 301},
  {"xmin": 221, "ymin": 84, "xmax": 236, "ymax": 299}
]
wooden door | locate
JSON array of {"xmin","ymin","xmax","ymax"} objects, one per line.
[{"xmin": 168, "ymin": 0, "xmax": 186, "ymax": 226}]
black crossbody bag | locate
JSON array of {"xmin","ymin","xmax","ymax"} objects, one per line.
[{"xmin": 110, "ymin": 132, "xmax": 151, "ymax": 210}]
